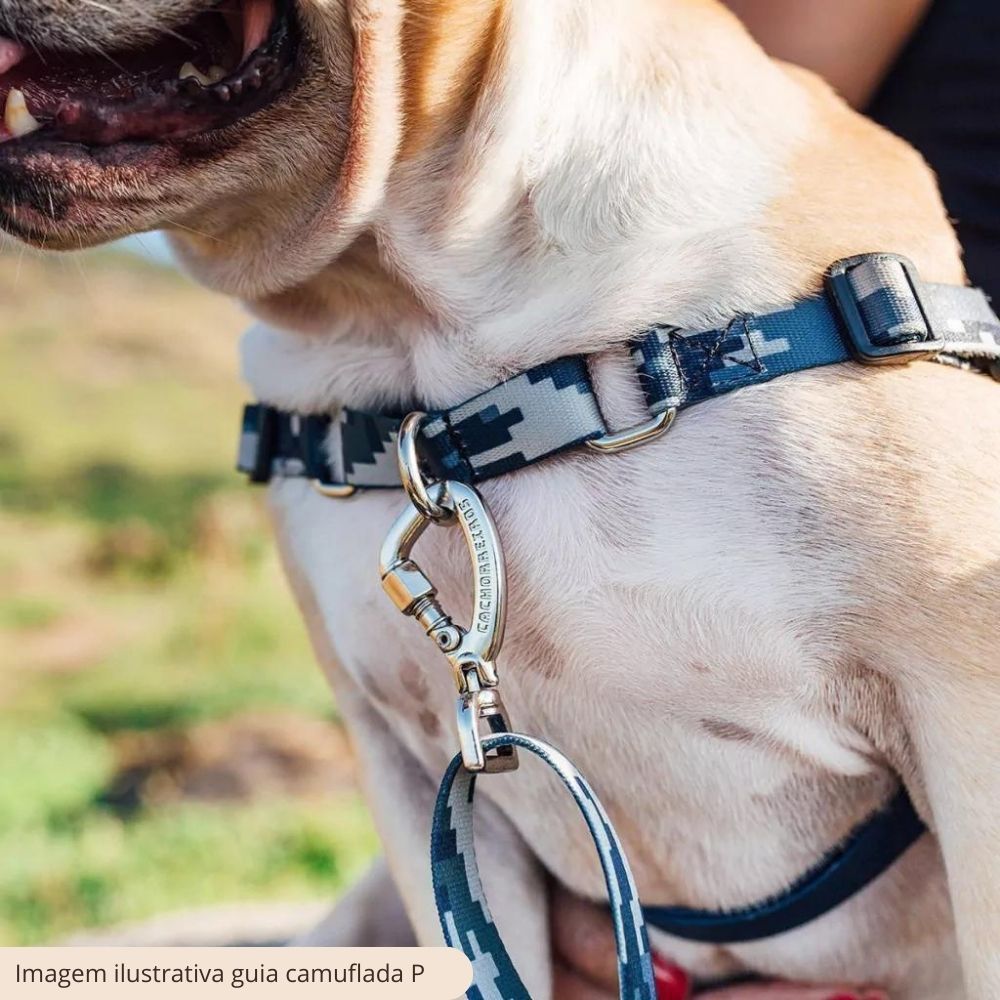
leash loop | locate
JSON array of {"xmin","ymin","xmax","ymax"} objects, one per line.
[
  {"xmin": 397, "ymin": 411, "xmax": 452, "ymax": 521},
  {"xmin": 379, "ymin": 479, "xmax": 518, "ymax": 773},
  {"xmin": 432, "ymin": 733, "xmax": 656, "ymax": 1000}
]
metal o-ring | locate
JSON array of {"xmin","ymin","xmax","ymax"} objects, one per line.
[{"xmin": 397, "ymin": 412, "xmax": 452, "ymax": 521}]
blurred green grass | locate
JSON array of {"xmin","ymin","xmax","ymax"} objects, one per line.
[{"xmin": 0, "ymin": 248, "xmax": 378, "ymax": 945}]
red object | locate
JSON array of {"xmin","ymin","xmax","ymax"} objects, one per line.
[{"xmin": 652, "ymin": 954, "xmax": 692, "ymax": 1000}]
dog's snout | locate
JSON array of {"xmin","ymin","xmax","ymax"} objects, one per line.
[{"xmin": 0, "ymin": 0, "xmax": 216, "ymax": 53}]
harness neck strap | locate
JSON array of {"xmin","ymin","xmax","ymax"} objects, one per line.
[{"xmin": 239, "ymin": 254, "xmax": 1000, "ymax": 492}]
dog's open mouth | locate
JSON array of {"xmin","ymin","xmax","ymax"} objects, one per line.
[{"xmin": 0, "ymin": 0, "xmax": 297, "ymax": 148}]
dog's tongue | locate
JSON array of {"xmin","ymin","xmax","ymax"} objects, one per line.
[
  {"xmin": 0, "ymin": 39, "xmax": 26, "ymax": 75},
  {"xmin": 242, "ymin": 0, "xmax": 276, "ymax": 59}
]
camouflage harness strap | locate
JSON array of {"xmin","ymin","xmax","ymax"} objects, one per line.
[
  {"xmin": 239, "ymin": 253, "xmax": 1000, "ymax": 492},
  {"xmin": 431, "ymin": 734, "xmax": 656, "ymax": 1000}
]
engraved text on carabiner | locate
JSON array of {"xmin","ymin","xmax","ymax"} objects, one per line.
[{"xmin": 378, "ymin": 481, "xmax": 517, "ymax": 772}]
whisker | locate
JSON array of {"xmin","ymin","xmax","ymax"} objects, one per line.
[
  {"xmin": 74, "ymin": 0, "xmax": 196, "ymax": 61},
  {"xmin": 70, "ymin": 239, "xmax": 101, "ymax": 308},
  {"xmin": 161, "ymin": 218, "xmax": 229, "ymax": 245}
]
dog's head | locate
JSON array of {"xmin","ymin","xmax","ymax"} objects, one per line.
[
  {"xmin": 0, "ymin": 0, "xmax": 800, "ymax": 313},
  {"xmin": 0, "ymin": 0, "xmax": 434, "ymax": 295}
]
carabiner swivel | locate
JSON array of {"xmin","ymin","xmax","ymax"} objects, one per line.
[{"xmin": 379, "ymin": 480, "xmax": 518, "ymax": 773}]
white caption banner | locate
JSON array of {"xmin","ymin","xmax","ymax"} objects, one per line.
[{"xmin": 1, "ymin": 948, "xmax": 473, "ymax": 999}]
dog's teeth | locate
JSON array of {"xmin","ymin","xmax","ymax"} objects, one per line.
[
  {"xmin": 4, "ymin": 88, "xmax": 41, "ymax": 138},
  {"xmin": 178, "ymin": 61, "xmax": 212, "ymax": 86},
  {"xmin": 207, "ymin": 65, "xmax": 228, "ymax": 84}
]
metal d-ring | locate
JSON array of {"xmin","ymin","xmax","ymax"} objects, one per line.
[
  {"xmin": 397, "ymin": 411, "xmax": 452, "ymax": 522},
  {"xmin": 310, "ymin": 481, "xmax": 358, "ymax": 499},
  {"xmin": 585, "ymin": 406, "xmax": 677, "ymax": 454}
]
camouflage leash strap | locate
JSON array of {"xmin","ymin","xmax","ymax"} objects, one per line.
[
  {"xmin": 431, "ymin": 733, "xmax": 657, "ymax": 1000},
  {"xmin": 378, "ymin": 468, "xmax": 655, "ymax": 999}
]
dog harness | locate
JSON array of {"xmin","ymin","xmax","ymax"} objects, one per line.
[
  {"xmin": 240, "ymin": 253, "xmax": 1000, "ymax": 992},
  {"xmin": 240, "ymin": 254, "xmax": 1000, "ymax": 494}
]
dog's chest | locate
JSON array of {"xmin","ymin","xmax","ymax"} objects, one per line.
[{"xmin": 269, "ymin": 372, "xmax": 960, "ymax": 992}]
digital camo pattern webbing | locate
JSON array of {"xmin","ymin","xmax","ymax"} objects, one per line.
[
  {"xmin": 420, "ymin": 358, "xmax": 606, "ymax": 482},
  {"xmin": 329, "ymin": 409, "xmax": 402, "ymax": 487},
  {"xmin": 238, "ymin": 358, "xmax": 607, "ymax": 490},
  {"xmin": 324, "ymin": 358, "xmax": 606, "ymax": 487},
  {"xmin": 240, "ymin": 257, "xmax": 1000, "ymax": 490},
  {"xmin": 633, "ymin": 263, "xmax": 1000, "ymax": 415},
  {"xmin": 430, "ymin": 734, "xmax": 656, "ymax": 1000}
]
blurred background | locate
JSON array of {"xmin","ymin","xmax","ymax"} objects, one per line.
[{"xmin": 0, "ymin": 239, "xmax": 378, "ymax": 946}]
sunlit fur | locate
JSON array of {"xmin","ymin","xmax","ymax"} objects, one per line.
[{"xmin": 2, "ymin": 2, "xmax": 998, "ymax": 997}]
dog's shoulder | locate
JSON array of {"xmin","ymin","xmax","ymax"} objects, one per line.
[{"xmin": 767, "ymin": 63, "xmax": 964, "ymax": 292}]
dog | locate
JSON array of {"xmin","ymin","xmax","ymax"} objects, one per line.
[{"xmin": 2, "ymin": 1, "xmax": 997, "ymax": 997}]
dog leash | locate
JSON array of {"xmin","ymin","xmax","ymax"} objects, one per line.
[
  {"xmin": 432, "ymin": 734, "xmax": 656, "ymax": 1000},
  {"xmin": 242, "ymin": 253, "xmax": 1000, "ymax": 991},
  {"xmin": 379, "ymin": 461, "xmax": 656, "ymax": 999}
]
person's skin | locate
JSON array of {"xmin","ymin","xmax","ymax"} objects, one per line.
[{"xmin": 722, "ymin": 0, "xmax": 933, "ymax": 108}]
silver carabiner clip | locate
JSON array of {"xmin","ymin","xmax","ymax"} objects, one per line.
[
  {"xmin": 379, "ymin": 480, "xmax": 518, "ymax": 773},
  {"xmin": 457, "ymin": 681, "xmax": 518, "ymax": 774}
]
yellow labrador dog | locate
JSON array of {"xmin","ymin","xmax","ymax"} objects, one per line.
[{"xmin": 1, "ymin": 2, "xmax": 997, "ymax": 998}]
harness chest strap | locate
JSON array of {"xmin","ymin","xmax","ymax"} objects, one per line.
[{"xmin": 239, "ymin": 253, "xmax": 1000, "ymax": 493}]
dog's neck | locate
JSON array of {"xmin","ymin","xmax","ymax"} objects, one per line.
[{"xmin": 241, "ymin": 0, "xmax": 961, "ymax": 416}]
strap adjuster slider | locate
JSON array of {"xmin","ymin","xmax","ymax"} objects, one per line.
[{"xmin": 827, "ymin": 253, "xmax": 945, "ymax": 365}]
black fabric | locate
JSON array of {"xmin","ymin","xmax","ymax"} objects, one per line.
[
  {"xmin": 870, "ymin": 0, "xmax": 1000, "ymax": 302},
  {"xmin": 644, "ymin": 788, "xmax": 926, "ymax": 944}
]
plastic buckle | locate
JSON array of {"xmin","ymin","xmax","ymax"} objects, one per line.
[{"xmin": 826, "ymin": 254, "xmax": 945, "ymax": 366}]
